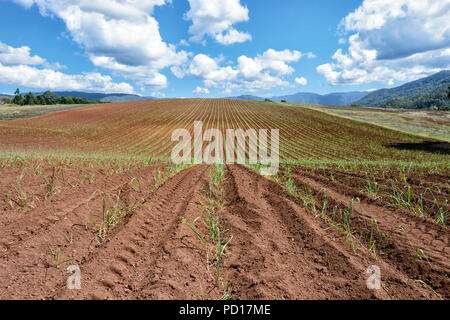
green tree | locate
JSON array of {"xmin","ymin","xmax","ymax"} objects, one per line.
[
  {"xmin": 42, "ymin": 91, "xmax": 58, "ymax": 105},
  {"xmin": 13, "ymin": 88, "xmax": 24, "ymax": 105},
  {"xmin": 73, "ymin": 97, "xmax": 90, "ymax": 104},
  {"xmin": 58, "ymin": 96, "xmax": 67, "ymax": 104},
  {"xmin": 36, "ymin": 95, "xmax": 45, "ymax": 105},
  {"xmin": 0, "ymin": 97, "xmax": 12, "ymax": 104},
  {"xmin": 24, "ymin": 92, "xmax": 37, "ymax": 105},
  {"xmin": 65, "ymin": 96, "xmax": 74, "ymax": 104}
]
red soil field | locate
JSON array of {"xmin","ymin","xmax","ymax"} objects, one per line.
[
  {"xmin": 0, "ymin": 99, "xmax": 446, "ymax": 161},
  {"xmin": 0, "ymin": 100, "xmax": 448, "ymax": 300}
]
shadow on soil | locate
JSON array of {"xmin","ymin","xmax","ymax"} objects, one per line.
[{"xmin": 387, "ymin": 141, "xmax": 450, "ymax": 155}]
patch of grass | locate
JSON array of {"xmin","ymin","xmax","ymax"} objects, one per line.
[
  {"xmin": 14, "ymin": 176, "xmax": 35, "ymax": 209},
  {"xmin": 366, "ymin": 177, "xmax": 379, "ymax": 199},
  {"xmin": 302, "ymin": 104, "xmax": 450, "ymax": 142},
  {"xmin": 45, "ymin": 241, "xmax": 74, "ymax": 268},
  {"xmin": 129, "ymin": 169, "xmax": 142, "ymax": 192},
  {"xmin": 404, "ymin": 248, "xmax": 442, "ymax": 299},
  {"xmin": 87, "ymin": 191, "xmax": 128, "ymax": 243},
  {"xmin": 0, "ymin": 104, "xmax": 88, "ymax": 121},
  {"xmin": 43, "ymin": 166, "xmax": 59, "ymax": 197},
  {"xmin": 276, "ymin": 168, "xmax": 395, "ymax": 257},
  {"xmin": 407, "ymin": 248, "xmax": 431, "ymax": 286},
  {"xmin": 183, "ymin": 164, "xmax": 233, "ymax": 299}
]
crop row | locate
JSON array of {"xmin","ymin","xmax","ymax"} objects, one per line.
[{"xmin": 0, "ymin": 99, "xmax": 448, "ymax": 164}]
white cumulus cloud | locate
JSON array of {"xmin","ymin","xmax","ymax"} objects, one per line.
[
  {"xmin": 295, "ymin": 77, "xmax": 308, "ymax": 86},
  {"xmin": 185, "ymin": 0, "xmax": 251, "ymax": 45},
  {"xmin": 0, "ymin": 63, "xmax": 134, "ymax": 93},
  {"xmin": 317, "ymin": 0, "xmax": 450, "ymax": 86},
  {"xmin": 0, "ymin": 41, "xmax": 134, "ymax": 93},
  {"xmin": 173, "ymin": 49, "xmax": 310, "ymax": 93},
  {"xmin": 0, "ymin": 41, "xmax": 62, "ymax": 69},
  {"xmin": 193, "ymin": 86, "xmax": 210, "ymax": 95},
  {"xmin": 12, "ymin": 0, "xmax": 189, "ymax": 89},
  {"xmin": 215, "ymin": 28, "xmax": 252, "ymax": 45}
]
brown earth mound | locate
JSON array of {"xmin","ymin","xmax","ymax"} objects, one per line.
[{"xmin": 0, "ymin": 164, "xmax": 446, "ymax": 300}]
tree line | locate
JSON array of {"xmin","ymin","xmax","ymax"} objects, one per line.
[{"xmin": 0, "ymin": 89, "xmax": 106, "ymax": 106}]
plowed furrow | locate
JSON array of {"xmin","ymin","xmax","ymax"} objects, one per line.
[
  {"xmin": 224, "ymin": 165, "xmax": 435, "ymax": 299},
  {"xmin": 289, "ymin": 171, "xmax": 449, "ymax": 299},
  {"xmin": 55, "ymin": 164, "xmax": 208, "ymax": 300},
  {"xmin": 0, "ymin": 165, "xmax": 163, "ymax": 249},
  {"xmin": 0, "ymin": 165, "xmax": 163, "ymax": 299}
]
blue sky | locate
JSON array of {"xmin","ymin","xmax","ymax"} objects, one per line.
[{"xmin": 0, "ymin": 0, "xmax": 449, "ymax": 98}]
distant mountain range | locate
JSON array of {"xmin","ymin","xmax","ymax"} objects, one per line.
[
  {"xmin": 227, "ymin": 70, "xmax": 450, "ymax": 109},
  {"xmin": 2, "ymin": 70, "xmax": 448, "ymax": 109},
  {"xmin": 272, "ymin": 91, "xmax": 369, "ymax": 105},
  {"xmin": 226, "ymin": 91, "xmax": 369, "ymax": 106},
  {"xmin": 224, "ymin": 94, "xmax": 266, "ymax": 101},
  {"xmin": 354, "ymin": 70, "xmax": 450, "ymax": 109},
  {"xmin": 39, "ymin": 91, "xmax": 154, "ymax": 103}
]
